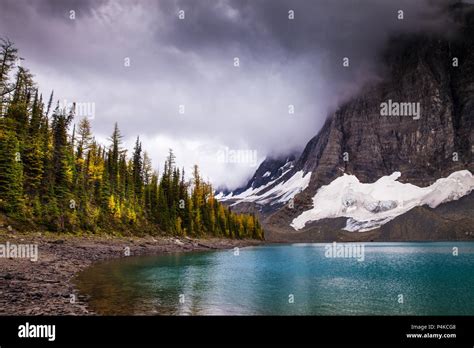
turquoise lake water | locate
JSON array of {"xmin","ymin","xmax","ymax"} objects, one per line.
[{"xmin": 75, "ymin": 242, "xmax": 474, "ymax": 315}]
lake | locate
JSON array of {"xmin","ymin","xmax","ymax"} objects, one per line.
[{"xmin": 75, "ymin": 242, "xmax": 474, "ymax": 315}]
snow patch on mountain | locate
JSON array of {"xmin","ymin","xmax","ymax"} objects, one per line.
[
  {"xmin": 214, "ymin": 191, "xmax": 225, "ymax": 200},
  {"xmin": 220, "ymin": 170, "xmax": 311, "ymax": 206},
  {"xmin": 291, "ymin": 170, "xmax": 474, "ymax": 232}
]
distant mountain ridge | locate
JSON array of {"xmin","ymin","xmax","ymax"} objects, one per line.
[{"xmin": 216, "ymin": 153, "xmax": 297, "ymax": 197}]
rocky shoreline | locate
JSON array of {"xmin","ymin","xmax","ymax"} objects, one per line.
[{"xmin": 0, "ymin": 231, "xmax": 262, "ymax": 315}]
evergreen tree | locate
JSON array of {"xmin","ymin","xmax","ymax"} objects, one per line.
[
  {"xmin": 108, "ymin": 123, "xmax": 123, "ymax": 194},
  {"xmin": 50, "ymin": 105, "xmax": 73, "ymax": 197},
  {"xmin": 0, "ymin": 126, "xmax": 24, "ymax": 214},
  {"xmin": 132, "ymin": 136, "xmax": 143, "ymax": 199},
  {"xmin": 0, "ymin": 38, "xmax": 19, "ymax": 117}
]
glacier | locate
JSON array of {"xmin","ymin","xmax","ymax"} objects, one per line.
[{"xmin": 291, "ymin": 170, "xmax": 474, "ymax": 232}]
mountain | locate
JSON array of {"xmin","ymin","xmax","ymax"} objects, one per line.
[
  {"xmin": 219, "ymin": 4, "xmax": 474, "ymax": 242},
  {"xmin": 216, "ymin": 153, "xmax": 297, "ymax": 198},
  {"xmin": 217, "ymin": 153, "xmax": 303, "ymax": 214}
]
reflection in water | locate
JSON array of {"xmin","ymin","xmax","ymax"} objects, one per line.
[{"xmin": 75, "ymin": 243, "xmax": 474, "ymax": 315}]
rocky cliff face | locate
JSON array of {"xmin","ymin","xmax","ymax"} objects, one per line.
[
  {"xmin": 233, "ymin": 154, "xmax": 296, "ymax": 196},
  {"xmin": 222, "ymin": 4, "xmax": 474, "ymax": 242}
]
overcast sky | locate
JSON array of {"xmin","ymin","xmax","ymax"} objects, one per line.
[{"xmin": 0, "ymin": 0, "xmax": 457, "ymax": 189}]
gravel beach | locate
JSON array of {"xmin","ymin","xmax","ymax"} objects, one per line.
[{"xmin": 0, "ymin": 231, "xmax": 262, "ymax": 315}]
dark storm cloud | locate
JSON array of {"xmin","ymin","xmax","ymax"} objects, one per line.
[
  {"xmin": 159, "ymin": 0, "xmax": 456, "ymax": 103},
  {"xmin": 32, "ymin": 0, "xmax": 105, "ymax": 16},
  {"xmin": 0, "ymin": 0, "xmax": 458, "ymax": 188}
]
